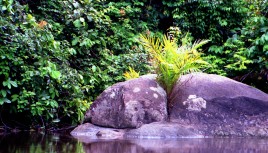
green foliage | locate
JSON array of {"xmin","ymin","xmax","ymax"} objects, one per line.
[
  {"xmin": 139, "ymin": 33, "xmax": 209, "ymax": 96},
  {"xmin": 0, "ymin": 1, "xmax": 92, "ymax": 127},
  {"xmin": 163, "ymin": 0, "xmax": 248, "ymax": 44},
  {"xmin": 35, "ymin": 0, "xmax": 152, "ymax": 92},
  {"xmin": 204, "ymin": 1, "xmax": 268, "ymax": 91},
  {"xmin": 159, "ymin": 0, "xmax": 268, "ymax": 92},
  {"xmin": 0, "ymin": 0, "xmax": 153, "ymax": 128}
]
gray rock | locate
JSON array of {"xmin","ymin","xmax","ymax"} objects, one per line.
[
  {"xmin": 124, "ymin": 122, "xmax": 203, "ymax": 138},
  {"xmin": 71, "ymin": 123, "xmax": 124, "ymax": 139},
  {"xmin": 71, "ymin": 122, "xmax": 202, "ymax": 139},
  {"xmin": 170, "ymin": 72, "xmax": 268, "ymax": 102},
  {"xmin": 85, "ymin": 77, "xmax": 167, "ymax": 128},
  {"xmin": 170, "ymin": 72, "xmax": 268, "ymax": 137},
  {"xmin": 182, "ymin": 95, "xmax": 206, "ymax": 112}
]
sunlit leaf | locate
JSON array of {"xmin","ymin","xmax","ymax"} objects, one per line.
[
  {"xmin": 10, "ymin": 80, "xmax": 18, "ymax": 88},
  {"xmin": 51, "ymin": 71, "xmax": 61, "ymax": 79},
  {"xmin": 73, "ymin": 19, "xmax": 82, "ymax": 28}
]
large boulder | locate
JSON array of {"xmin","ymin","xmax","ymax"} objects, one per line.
[
  {"xmin": 170, "ymin": 73, "xmax": 268, "ymax": 136},
  {"xmin": 85, "ymin": 77, "xmax": 167, "ymax": 128},
  {"xmin": 72, "ymin": 73, "xmax": 268, "ymax": 139}
]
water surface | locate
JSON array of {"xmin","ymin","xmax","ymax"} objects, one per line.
[{"xmin": 0, "ymin": 133, "xmax": 268, "ymax": 153}]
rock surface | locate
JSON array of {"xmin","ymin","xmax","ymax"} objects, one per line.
[
  {"xmin": 85, "ymin": 77, "xmax": 167, "ymax": 128},
  {"xmin": 72, "ymin": 73, "xmax": 268, "ymax": 139},
  {"xmin": 71, "ymin": 122, "xmax": 203, "ymax": 139},
  {"xmin": 170, "ymin": 73, "xmax": 268, "ymax": 137}
]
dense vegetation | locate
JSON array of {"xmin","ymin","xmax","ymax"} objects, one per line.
[{"xmin": 0, "ymin": 0, "xmax": 267, "ymax": 130}]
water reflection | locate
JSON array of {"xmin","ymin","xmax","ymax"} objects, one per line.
[
  {"xmin": 80, "ymin": 138, "xmax": 268, "ymax": 153},
  {"xmin": 0, "ymin": 133, "xmax": 268, "ymax": 153},
  {"xmin": 0, "ymin": 132, "xmax": 84, "ymax": 153}
]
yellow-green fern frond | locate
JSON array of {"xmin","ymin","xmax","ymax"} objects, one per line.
[
  {"xmin": 139, "ymin": 33, "xmax": 209, "ymax": 96},
  {"xmin": 123, "ymin": 67, "xmax": 140, "ymax": 80}
]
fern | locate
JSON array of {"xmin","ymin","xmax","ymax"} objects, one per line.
[
  {"xmin": 123, "ymin": 67, "xmax": 140, "ymax": 80},
  {"xmin": 140, "ymin": 33, "xmax": 209, "ymax": 97}
]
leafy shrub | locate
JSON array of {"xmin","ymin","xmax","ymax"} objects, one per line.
[
  {"xmin": 162, "ymin": 0, "xmax": 248, "ymax": 44},
  {"xmin": 204, "ymin": 1, "xmax": 268, "ymax": 92},
  {"xmin": 0, "ymin": 0, "xmax": 153, "ymax": 128},
  {"xmin": 0, "ymin": 1, "xmax": 92, "ymax": 127}
]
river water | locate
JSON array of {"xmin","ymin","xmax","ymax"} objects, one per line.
[{"xmin": 0, "ymin": 133, "xmax": 268, "ymax": 153}]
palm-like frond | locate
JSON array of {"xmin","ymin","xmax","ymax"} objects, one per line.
[
  {"xmin": 139, "ymin": 34, "xmax": 209, "ymax": 96},
  {"xmin": 139, "ymin": 34, "xmax": 163, "ymax": 56},
  {"xmin": 192, "ymin": 40, "xmax": 210, "ymax": 51}
]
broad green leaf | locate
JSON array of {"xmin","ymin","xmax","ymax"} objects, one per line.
[
  {"xmin": 51, "ymin": 71, "xmax": 61, "ymax": 79},
  {"xmin": 78, "ymin": 74, "xmax": 83, "ymax": 80},
  {"xmin": 10, "ymin": 80, "xmax": 18, "ymax": 87},
  {"xmin": 1, "ymin": 98, "xmax": 11, "ymax": 104},
  {"xmin": 5, "ymin": 98, "xmax": 11, "ymax": 103},
  {"xmin": 7, "ymin": 83, "xmax": 11, "ymax": 89},
  {"xmin": 263, "ymin": 45, "xmax": 268, "ymax": 51},
  {"xmin": 53, "ymin": 41, "xmax": 60, "ymax": 49},
  {"xmin": 73, "ymin": 19, "xmax": 82, "ymax": 28},
  {"xmin": 1, "ymin": 90, "xmax": 7, "ymax": 97},
  {"xmin": 68, "ymin": 48, "xmax": 77, "ymax": 55},
  {"xmin": 0, "ymin": 98, "xmax": 4, "ymax": 105},
  {"xmin": 80, "ymin": 38, "xmax": 94, "ymax": 48},
  {"xmin": 11, "ymin": 94, "xmax": 19, "ymax": 101},
  {"xmin": 72, "ymin": 37, "xmax": 79, "ymax": 46},
  {"xmin": 92, "ymin": 65, "xmax": 97, "ymax": 72},
  {"xmin": 2, "ymin": 6, "xmax": 7, "ymax": 11},
  {"xmin": 2, "ymin": 80, "xmax": 8, "ymax": 87},
  {"xmin": 52, "ymin": 101, "xmax": 58, "ymax": 107}
]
